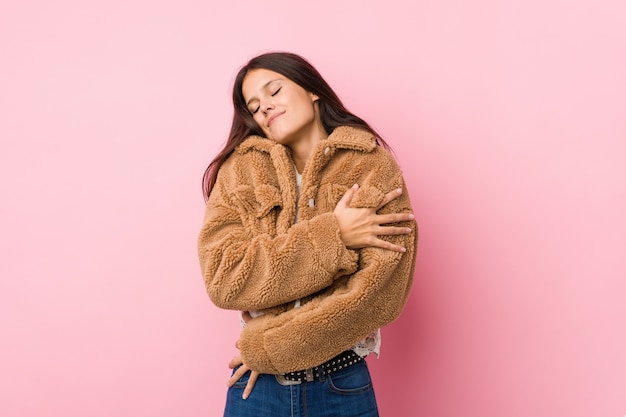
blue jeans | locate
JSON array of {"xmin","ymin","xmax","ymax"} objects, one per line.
[{"xmin": 224, "ymin": 360, "xmax": 379, "ymax": 417}]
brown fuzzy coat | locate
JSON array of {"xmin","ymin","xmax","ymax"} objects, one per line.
[{"xmin": 198, "ymin": 126, "xmax": 417, "ymax": 374}]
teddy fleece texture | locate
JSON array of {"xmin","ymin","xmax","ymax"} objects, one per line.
[{"xmin": 198, "ymin": 126, "xmax": 418, "ymax": 374}]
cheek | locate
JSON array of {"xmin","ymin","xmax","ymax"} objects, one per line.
[
  {"xmin": 252, "ymin": 114, "xmax": 264, "ymax": 127},
  {"xmin": 253, "ymin": 116, "xmax": 271, "ymax": 137}
]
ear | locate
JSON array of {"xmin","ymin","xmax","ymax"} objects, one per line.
[{"xmin": 309, "ymin": 92, "xmax": 320, "ymax": 102}]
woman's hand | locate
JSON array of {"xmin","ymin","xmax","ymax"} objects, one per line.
[
  {"xmin": 334, "ymin": 184, "xmax": 414, "ymax": 252},
  {"xmin": 227, "ymin": 312, "xmax": 259, "ymax": 400},
  {"xmin": 227, "ymin": 347, "xmax": 259, "ymax": 400}
]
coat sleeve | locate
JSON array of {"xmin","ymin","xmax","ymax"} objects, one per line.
[
  {"xmin": 237, "ymin": 155, "xmax": 418, "ymax": 374},
  {"xmin": 198, "ymin": 157, "xmax": 359, "ymax": 312}
]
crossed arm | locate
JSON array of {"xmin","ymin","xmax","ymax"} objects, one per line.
[{"xmin": 225, "ymin": 184, "xmax": 416, "ymax": 397}]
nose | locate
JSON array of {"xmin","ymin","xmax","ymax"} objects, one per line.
[{"xmin": 261, "ymin": 100, "xmax": 274, "ymax": 115}]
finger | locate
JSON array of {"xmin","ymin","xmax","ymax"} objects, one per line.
[
  {"xmin": 336, "ymin": 184, "xmax": 359, "ymax": 209},
  {"xmin": 375, "ymin": 212, "xmax": 415, "ymax": 225},
  {"xmin": 228, "ymin": 355, "xmax": 243, "ymax": 369},
  {"xmin": 227, "ymin": 364, "xmax": 249, "ymax": 387},
  {"xmin": 376, "ymin": 225, "xmax": 413, "ymax": 236},
  {"xmin": 376, "ymin": 187, "xmax": 403, "ymax": 211},
  {"xmin": 235, "ymin": 339, "xmax": 240, "ymax": 349},
  {"xmin": 242, "ymin": 371, "xmax": 259, "ymax": 400},
  {"xmin": 369, "ymin": 237, "xmax": 407, "ymax": 253}
]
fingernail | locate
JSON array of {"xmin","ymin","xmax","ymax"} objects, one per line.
[
  {"xmin": 406, "ymin": 228, "xmax": 412, "ymax": 233},
  {"xmin": 400, "ymin": 247, "xmax": 406, "ymax": 252},
  {"xmin": 408, "ymin": 214, "xmax": 415, "ymax": 220},
  {"xmin": 397, "ymin": 188, "xmax": 402, "ymax": 194},
  {"xmin": 242, "ymin": 394, "xmax": 248, "ymax": 400},
  {"xmin": 352, "ymin": 184, "xmax": 359, "ymax": 189}
]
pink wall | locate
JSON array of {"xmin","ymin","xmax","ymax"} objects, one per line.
[{"xmin": 1, "ymin": 1, "xmax": 624, "ymax": 416}]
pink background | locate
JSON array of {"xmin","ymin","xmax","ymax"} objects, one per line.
[{"xmin": 1, "ymin": 1, "xmax": 625, "ymax": 416}]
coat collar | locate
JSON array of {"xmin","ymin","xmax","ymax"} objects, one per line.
[{"xmin": 235, "ymin": 126, "xmax": 378, "ymax": 156}]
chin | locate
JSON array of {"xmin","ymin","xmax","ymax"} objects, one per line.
[{"xmin": 267, "ymin": 131, "xmax": 293, "ymax": 144}]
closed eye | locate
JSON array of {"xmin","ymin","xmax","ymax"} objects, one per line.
[{"xmin": 249, "ymin": 86, "xmax": 280, "ymax": 114}]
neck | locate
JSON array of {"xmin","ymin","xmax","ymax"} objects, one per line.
[{"xmin": 290, "ymin": 124, "xmax": 328, "ymax": 174}]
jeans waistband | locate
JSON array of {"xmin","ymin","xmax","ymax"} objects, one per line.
[{"xmin": 276, "ymin": 350, "xmax": 363, "ymax": 385}]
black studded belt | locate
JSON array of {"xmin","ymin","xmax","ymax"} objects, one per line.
[{"xmin": 276, "ymin": 350, "xmax": 363, "ymax": 384}]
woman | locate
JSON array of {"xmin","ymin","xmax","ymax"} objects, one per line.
[{"xmin": 198, "ymin": 52, "xmax": 417, "ymax": 417}]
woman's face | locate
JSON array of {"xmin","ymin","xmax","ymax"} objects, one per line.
[{"xmin": 241, "ymin": 68, "xmax": 321, "ymax": 146}]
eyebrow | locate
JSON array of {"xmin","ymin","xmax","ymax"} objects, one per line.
[{"xmin": 245, "ymin": 79, "xmax": 280, "ymax": 106}]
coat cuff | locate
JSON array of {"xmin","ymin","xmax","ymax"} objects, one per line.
[
  {"xmin": 239, "ymin": 315, "xmax": 278, "ymax": 374},
  {"xmin": 307, "ymin": 213, "xmax": 359, "ymax": 276}
]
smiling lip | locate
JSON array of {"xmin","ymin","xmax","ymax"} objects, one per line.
[{"xmin": 267, "ymin": 111, "xmax": 285, "ymax": 128}]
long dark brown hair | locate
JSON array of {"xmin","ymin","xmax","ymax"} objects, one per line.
[{"xmin": 202, "ymin": 52, "xmax": 389, "ymax": 201}]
